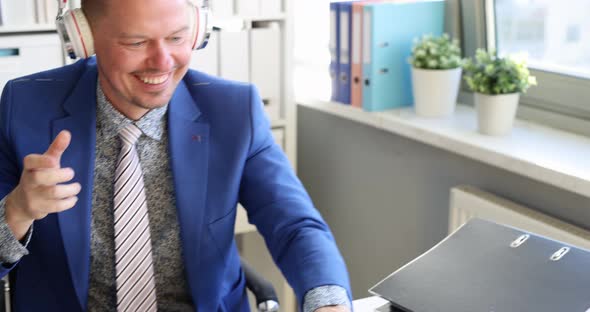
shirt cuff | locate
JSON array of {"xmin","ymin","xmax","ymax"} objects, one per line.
[
  {"xmin": 0, "ymin": 196, "xmax": 32, "ymax": 264},
  {"xmin": 303, "ymin": 285, "xmax": 351, "ymax": 312}
]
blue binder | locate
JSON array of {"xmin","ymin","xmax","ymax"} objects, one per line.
[
  {"xmin": 329, "ymin": 2, "xmax": 341, "ymax": 102},
  {"xmin": 362, "ymin": 1, "xmax": 445, "ymax": 112},
  {"xmin": 337, "ymin": 1, "xmax": 355, "ymax": 105}
]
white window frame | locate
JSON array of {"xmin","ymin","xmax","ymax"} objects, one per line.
[{"xmin": 459, "ymin": 0, "xmax": 590, "ymax": 136}]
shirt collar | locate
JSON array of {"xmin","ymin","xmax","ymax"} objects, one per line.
[{"xmin": 96, "ymin": 82, "xmax": 167, "ymax": 141}]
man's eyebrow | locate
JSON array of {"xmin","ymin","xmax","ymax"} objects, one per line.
[
  {"xmin": 118, "ymin": 26, "xmax": 190, "ymax": 39},
  {"xmin": 167, "ymin": 26, "xmax": 191, "ymax": 36}
]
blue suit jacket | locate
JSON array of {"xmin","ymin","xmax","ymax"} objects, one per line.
[{"xmin": 0, "ymin": 58, "xmax": 351, "ymax": 311}]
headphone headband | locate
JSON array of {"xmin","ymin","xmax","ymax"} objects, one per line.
[{"xmin": 56, "ymin": 0, "xmax": 211, "ymax": 59}]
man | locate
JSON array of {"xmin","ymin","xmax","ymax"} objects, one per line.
[{"xmin": 0, "ymin": 0, "xmax": 351, "ymax": 311}]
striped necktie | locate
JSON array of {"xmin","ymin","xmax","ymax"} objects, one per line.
[{"xmin": 113, "ymin": 124, "xmax": 158, "ymax": 312}]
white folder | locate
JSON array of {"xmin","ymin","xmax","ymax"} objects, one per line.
[
  {"xmin": 44, "ymin": 0, "xmax": 58, "ymax": 24},
  {"xmin": 0, "ymin": 2, "xmax": 4, "ymax": 26},
  {"xmin": 259, "ymin": 0, "xmax": 282, "ymax": 16},
  {"xmin": 219, "ymin": 30, "xmax": 250, "ymax": 83},
  {"xmin": 2, "ymin": 0, "xmax": 36, "ymax": 25},
  {"xmin": 190, "ymin": 31, "xmax": 219, "ymax": 76},
  {"xmin": 68, "ymin": 0, "xmax": 81, "ymax": 9},
  {"xmin": 34, "ymin": 0, "xmax": 47, "ymax": 24},
  {"xmin": 235, "ymin": 0, "xmax": 260, "ymax": 17},
  {"xmin": 249, "ymin": 26, "xmax": 281, "ymax": 120},
  {"xmin": 211, "ymin": 0, "xmax": 234, "ymax": 18}
]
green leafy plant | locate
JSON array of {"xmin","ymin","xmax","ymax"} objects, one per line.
[
  {"xmin": 463, "ymin": 49, "xmax": 537, "ymax": 95},
  {"xmin": 409, "ymin": 34, "xmax": 463, "ymax": 70}
]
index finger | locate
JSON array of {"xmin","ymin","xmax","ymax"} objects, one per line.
[
  {"xmin": 23, "ymin": 154, "xmax": 59, "ymax": 170},
  {"xmin": 44, "ymin": 130, "xmax": 71, "ymax": 162}
]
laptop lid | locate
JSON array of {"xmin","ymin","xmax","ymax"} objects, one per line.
[{"xmin": 369, "ymin": 218, "xmax": 590, "ymax": 312}]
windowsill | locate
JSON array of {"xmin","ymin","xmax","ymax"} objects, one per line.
[{"xmin": 296, "ymin": 98, "xmax": 590, "ymax": 199}]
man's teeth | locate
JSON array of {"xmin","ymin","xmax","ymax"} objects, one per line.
[{"xmin": 139, "ymin": 75, "xmax": 168, "ymax": 84}]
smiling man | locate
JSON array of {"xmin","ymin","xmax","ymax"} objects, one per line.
[
  {"xmin": 91, "ymin": 0, "xmax": 195, "ymax": 120},
  {"xmin": 0, "ymin": 0, "xmax": 351, "ymax": 311}
]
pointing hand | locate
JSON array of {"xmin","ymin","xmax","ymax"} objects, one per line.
[{"xmin": 5, "ymin": 130, "xmax": 81, "ymax": 240}]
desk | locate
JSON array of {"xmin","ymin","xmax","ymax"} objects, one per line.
[{"xmin": 352, "ymin": 296, "xmax": 389, "ymax": 311}]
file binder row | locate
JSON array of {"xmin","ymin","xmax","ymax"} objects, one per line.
[
  {"xmin": 209, "ymin": 0, "xmax": 282, "ymax": 19},
  {"xmin": 192, "ymin": 26, "xmax": 282, "ymax": 121},
  {"xmin": 0, "ymin": 0, "xmax": 58, "ymax": 26},
  {"xmin": 329, "ymin": 0, "xmax": 445, "ymax": 112}
]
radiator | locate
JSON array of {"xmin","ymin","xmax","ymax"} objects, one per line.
[{"xmin": 449, "ymin": 185, "xmax": 590, "ymax": 250}]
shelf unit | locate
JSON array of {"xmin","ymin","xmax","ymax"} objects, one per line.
[
  {"xmin": 191, "ymin": 11, "xmax": 296, "ymax": 168},
  {"xmin": 207, "ymin": 1, "xmax": 297, "ymax": 311},
  {"xmin": 0, "ymin": 23, "xmax": 56, "ymax": 34}
]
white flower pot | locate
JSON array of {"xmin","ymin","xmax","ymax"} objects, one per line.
[
  {"xmin": 475, "ymin": 92, "xmax": 520, "ymax": 136},
  {"xmin": 411, "ymin": 67, "xmax": 462, "ymax": 117}
]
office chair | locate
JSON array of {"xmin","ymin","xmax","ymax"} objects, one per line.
[
  {"xmin": 241, "ymin": 259, "xmax": 280, "ymax": 312},
  {"xmin": 0, "ymin": 278, "xmax": 5, "ymax": 312},
  {"xmin": 1, "ymin": 258, "xmax": 279, "ymax": 312}
]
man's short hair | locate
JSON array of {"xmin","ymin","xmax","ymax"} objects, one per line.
[
  {"xmin": 80, "ymin": 0, "xmax": 106, "ymax": 26},
  {"xmin": 81, "ymin": 0, "xmax": 194, "ymax": 26}
]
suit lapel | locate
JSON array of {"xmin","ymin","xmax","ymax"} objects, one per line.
[
  {"xmin": 167, "ymin": 80, "xmax": 210, "ymax": 308},
  {"xmin": 52, "ymin": 65, "xmax": 97, "ymax": 311}
]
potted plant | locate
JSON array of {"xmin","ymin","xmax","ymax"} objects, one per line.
[
  {"xmin": 463, "ymin": 49, "xmax": 537, "ymax": 136},
  {"xmin": 409, "ymin": 33, "xmax": 463, "ymax": 117}
]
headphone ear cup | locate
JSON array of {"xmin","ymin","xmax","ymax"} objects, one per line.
[
  {"xmin": 190, "ymin": 5, "xmax": 210, "ymax": 50},
  {"xmin": 63, "ymin": 9, "xmax": 95, "ymax": 58}
]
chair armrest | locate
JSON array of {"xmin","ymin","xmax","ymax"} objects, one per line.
[{"xmin": 240, "ymin": 258, "xmax": 279, "ymax": 312}]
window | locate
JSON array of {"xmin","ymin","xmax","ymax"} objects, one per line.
[
  {"xmin": 462, "ymin": 0, "xmax": 590, "ymax": 134},
  {"xmin": 494, "ymin": 0, "xmax": 590, "ymax": 79},
  {"xmin": 293, "ymin": 0, "xmax": 332, "ymax": 100}
]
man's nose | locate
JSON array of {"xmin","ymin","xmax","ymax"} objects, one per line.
[{"xmin": 147, "ymin": 41, "xmax": 174, "ymax": 70}]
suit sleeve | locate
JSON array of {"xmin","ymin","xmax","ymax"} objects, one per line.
[
  {"xmin": 238, "ymin": 85, "xmax": 352, "ymax": 306},
  {"xmin": 0, "ymin": 81, "xmax": 28, "ymax": 277}
]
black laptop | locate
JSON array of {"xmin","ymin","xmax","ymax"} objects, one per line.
[{"xmin": 369, "ymin": 218, "xmax": 590, "ymax": 312}]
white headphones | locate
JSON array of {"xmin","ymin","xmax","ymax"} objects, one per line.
[{"xmin": 55, "ymin": 0, "xmax": 212, "ymax": 59}]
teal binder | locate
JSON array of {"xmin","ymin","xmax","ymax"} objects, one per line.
[{"xmin": 362, "ymin": 1, "xmax": 445, "ymax": 112}]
